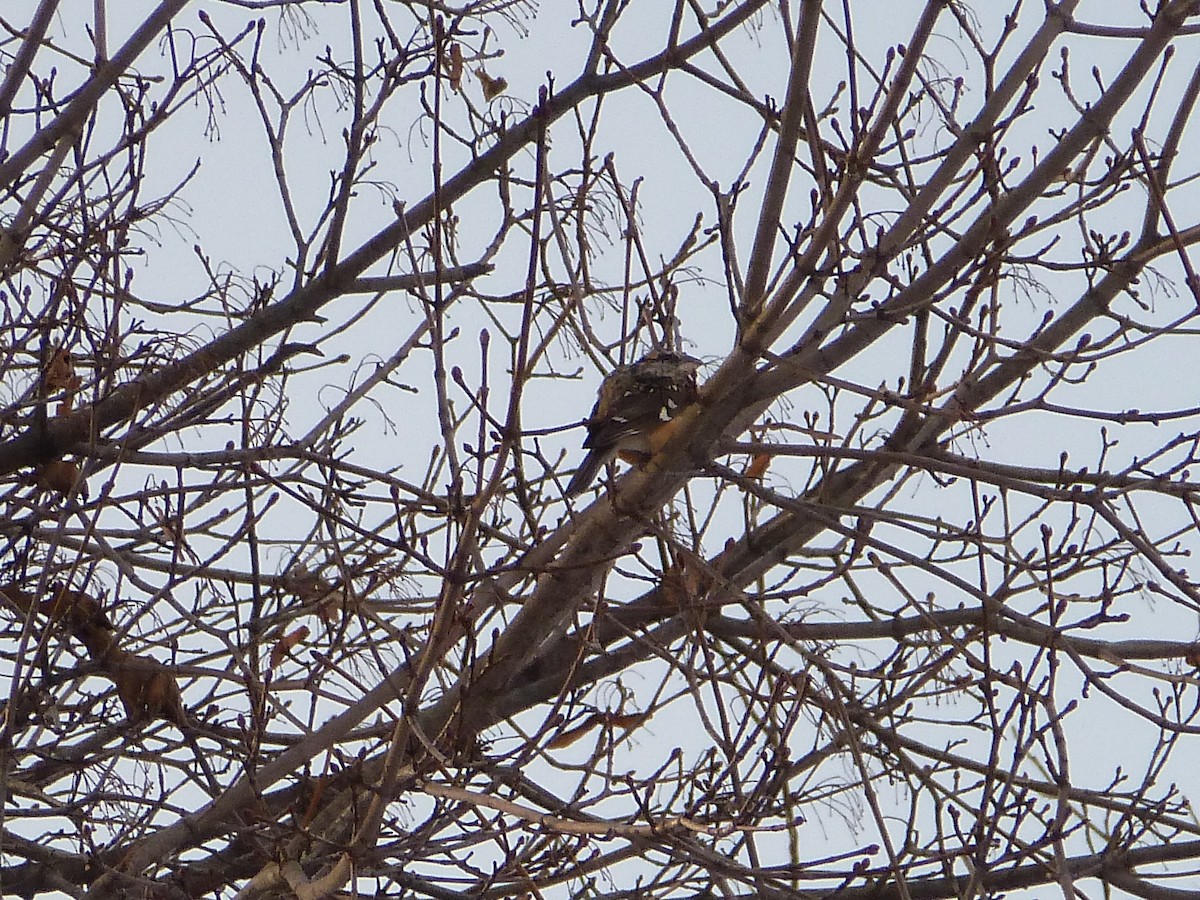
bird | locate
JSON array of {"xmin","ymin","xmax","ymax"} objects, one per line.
[{"xmin": 565, "ymin": 349, "xmax": 702, "ymax": 497}]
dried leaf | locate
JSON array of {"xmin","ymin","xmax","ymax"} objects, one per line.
[
  {"xmin": 546, "ymin": 713, "xmax": 603, "ymax": 749},
  {"xmin": 660, "ymin": 561, "xmax": 689, "ymax": 608},
  {"xmin": 40, "ymin": 584, "xmax": 112, "ymax": 631},
  {"xmin": 603, "ymin": 711, "xmax": 649, "ymax": 732},
  {"xmin": 110, "ymin": 650, "xmax": 186, "ymax": 725},
  {"xmin": 446, "ymin": 42, "xmax": 464, "ymax": 91},
  {"xmin": 476, "ymin": 67, "xmax": 507, "ymax": 100},
  {"xmin": 44, "ymin": 349, "xmax": 80, "ymax": 392},
  {"xmin": 2, "ymin": 583, "xmax": 113, "ymax": 652},
  {"xmin": 660, "ymin": 555, "xmax": 714, "ymax": 608},
  {"xmin": 547, "ymin": 711, "xmax": 649, "ymax": 748},
  {"xmin": 745, "ymin": 451, "xmax": 771, "ymax": 480},
  {"xmin": 35, "ymin": 459, "xmax": 80, "ymax": 494},
  {"xmin": 0, "ymin": 583, "xmax": 34, "ymax": 613},
  {"xmin": 270, "ymin": 625, "xmax": 310, "ymax": 669}
]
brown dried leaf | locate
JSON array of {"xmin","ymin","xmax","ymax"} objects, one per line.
[
  {"xmin": 476, "ymin": 67, "xmax": 507, "ymax": 100},
  {"xmin": 446, "ymin": 42, "xmax": 464, "ymax": 91},
  {"xmin": 603, "ymin": 711, "xmax": 650, "ymax": 732},
  {"xmin": 110, "ymin": 651, "xmax": 186, "ymax": 725},
  {"xmin": 44, "ymin": 349, "xmax": 78, "ymax": 392},
  {"xmin": 35, "ymin": 459, "xmax": 80, "ymax": 494},
  {"xmin": 0, "ymin": 583, "xmax": 35, "ymax": 615},
  {"xmin": 270, "ymin": 625, "xmax": 310, "ymax": 669},
  {"xmin": 745, "ymin": 451, "xmax": 771, "ymax": 480},
  {"xmin": 41, "ymin": 584, "xmax": 113, "ymax": 632},
  {"xmin": 0, "ymin": 583, "xmax": 112, "ymax": 652},
  {"xmin": 315, "ymin": 580, "xmax": 360, "ymax": 624},
  {"xmin": 660, "ymin": 555, "xmax": 714, "ymax": 609},
  {"xmin": 660, "ymin": 561, "xmax": 688, "ymax": 609},
  {"xmin": 546, "ymin": 713, "xmax": 604, "ymax": 749},
  {"xmin": 547, "ymin": 711, "xmax": 650, "ymax": 749}
]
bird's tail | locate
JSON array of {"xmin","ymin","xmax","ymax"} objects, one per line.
[{"xmin": 564, "ymin": 449, "xmax": 606, "ymax": 497}]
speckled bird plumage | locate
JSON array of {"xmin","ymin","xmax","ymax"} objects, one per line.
[{"xmin": 565, "ymin": 349, "xmax": 701, "ymax": 497}]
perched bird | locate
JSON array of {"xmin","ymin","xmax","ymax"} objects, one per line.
[{"xmin": 565, "ymin": 349, "xmax": 702, "ymax": 497}]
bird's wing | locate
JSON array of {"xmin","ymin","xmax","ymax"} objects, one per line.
[{"xmin": 583, "ymin": 384, "xmax": 676, "ymax": 450}]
